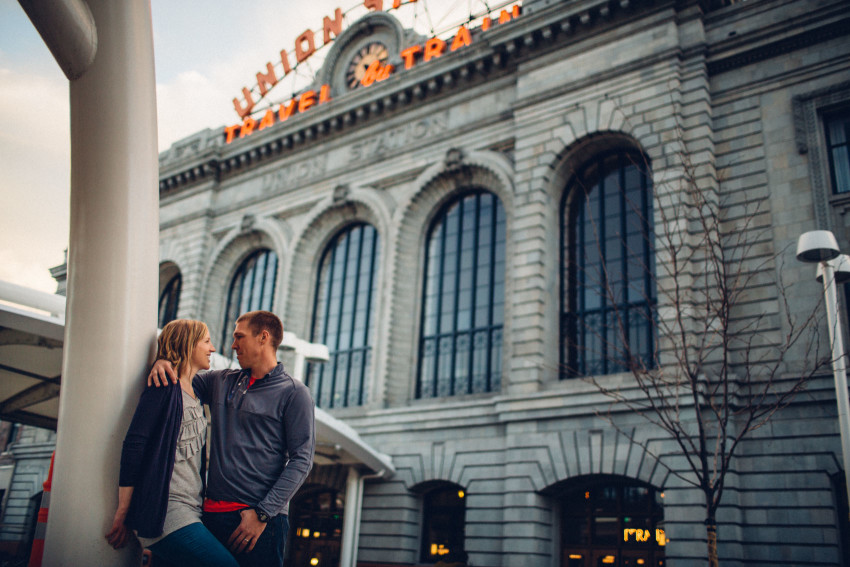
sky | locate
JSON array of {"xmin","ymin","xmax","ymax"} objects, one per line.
[{"xmin": 0, "ymin": 0, "xmax": 478, "ymax": 293}]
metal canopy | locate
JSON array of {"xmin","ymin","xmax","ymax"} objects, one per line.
[{"xmin": 0, "ymin": 280, "xmax": 394, "ymax": 477}]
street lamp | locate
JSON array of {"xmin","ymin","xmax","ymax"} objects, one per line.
[{"xmin": 796, "ymin": 230, "xmax": 850, "ymax": 511}]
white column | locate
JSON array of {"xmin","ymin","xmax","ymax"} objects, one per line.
[
  {"xmin": 340, "ymin": 468, "xmax": 365, "ymax": 567},
  {"xmin": 42, "ymin": 0, "xmax": 159, "ymax": 564}
]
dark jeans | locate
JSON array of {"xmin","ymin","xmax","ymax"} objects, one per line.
[
  {"xmin": 148, "ymin": 522, "xmax": 239, "ymax": 567},
  {"xmin": 202, "ymin": 510, "xmax": 288, "ymax": 567}
]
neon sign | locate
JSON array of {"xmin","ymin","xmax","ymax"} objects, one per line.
[
  {"xmin": 623, "ymin": 528, "xmax": 667, "ymax": 546},
  {"xmin": 224, "ymin": 1, "xmax": 522, "ymax": 144}
]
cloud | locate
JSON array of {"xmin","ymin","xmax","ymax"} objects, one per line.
[{"xmin": 0, "ymin": 66, "xmax": 70, "ymax": 293}]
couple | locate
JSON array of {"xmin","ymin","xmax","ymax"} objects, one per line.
[{"xmin": 105, "ymin": 310, "xmax": 315, "ymax": 567}]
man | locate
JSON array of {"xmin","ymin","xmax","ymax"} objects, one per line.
[{"xmin": 150, "ymin": 310, "xmax": 314, "ymax": 567}]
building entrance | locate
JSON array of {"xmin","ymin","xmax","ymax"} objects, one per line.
[
  {"xmin": 286, "ymin": 487, "xmax": 344, "ymax": 567},
  {"xmin": 556, "ymin": 475, "xmax": 666, "ymax": 567}
]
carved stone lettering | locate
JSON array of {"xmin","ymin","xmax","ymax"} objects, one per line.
[
  {"xmin": 261, "ymin": 154, "xmax": 328, "ymax": 194},
  {"xmin": 348, "ymin": 111, "xmax": 449, "ymax": 164}
]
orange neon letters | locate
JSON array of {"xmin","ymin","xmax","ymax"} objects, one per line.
[
  {"xmin": 298, "ymin": 90, "xmax": 317, "ymax": 113},
  {"xmin": 278, "ymin": 99, "xmax": 297, "ymax": 121},
  {"xmin": 323, "ymin": 8, "xmax": 344, "ymax": 44},
  {"xmin": 279, "ymin": 49, "xmax": 293, "ymax": 75},
  {"xmin": 451, "ymin": 26, "xmax": 471, "ymax": 51},
  {"xmin": 224, "ymin": 124, "xmax": 240, "ymax": 144},
  {"xmin": 424, "ymin": 37, "xmax": 445, "ymax": 62},
  {"xmin": 256, "ymin": 63, "xmax": 278, "ymax": 96},
  {"xmin": 233, "ymin": 87, "xmax": 256, "ymax": 119},
  {"xmin": 400, "ymin": 45, "xmax": 420, "ymax": 69},
  {"xmin": 319, "ymin": 84, "xmax": 332, "ymax": 103},
  {"xmin": 258, "ymin": 109, "xmax": 275, "ymax": 130},
  {"xmin": 239, "ymin": 116, "xmax": 257, "ymax": 138},
  {"xmin": 295, "ymin": 30, "xmax": 316, "ymax": 62},
  {"xmin": 363, "ymin": 0, "xmax": 382, "ymax": 11}
]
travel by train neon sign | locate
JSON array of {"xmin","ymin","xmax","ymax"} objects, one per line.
[{"xmin": 224, "ymin": 0, "xmax": 522, "ymax": 144}]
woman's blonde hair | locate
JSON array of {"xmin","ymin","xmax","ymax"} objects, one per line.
[{"xmin": 157, "ymin": 319, "xmax": 209, "ymax": 378}]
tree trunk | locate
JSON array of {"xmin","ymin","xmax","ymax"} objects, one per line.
[{"xmin": 706, "ymin": 522, "xmax": 719, "ymax": 567}]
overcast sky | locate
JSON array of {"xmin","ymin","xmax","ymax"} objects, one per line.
[{"xmin": 0, "ymin": 0, "xmax": 493, "ymax": 293}]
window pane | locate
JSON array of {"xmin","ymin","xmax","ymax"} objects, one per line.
[
  {"xmin": 559, "ymin": 478, "xmax": 666, "ymax": 564},
  {"xmin": 418, "ymin": 191, "xmax": 505, "ymax": 398},
  {"xmin": 562, "ymin": 151, "xmax": 656, "ymax": 378},
  {"xmin": 158, "ymin": 273, "xmax": 181, "ymax": 328},
  {"xmin": 309, "ymin": 224, "xmax": 380, "ymax": 408},
  {"xmin": 420, "ymin": 484, "xmax": 466, "ymax": 563},
  {"xmin": 222, "ymin": 249, "xmax": 277, "ymax": 352},
  {"xmin": 826, "ymin": 112, "xmax": 850, "ymax": 194}
]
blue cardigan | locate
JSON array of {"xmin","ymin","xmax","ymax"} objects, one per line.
[{"xmin": 118, "ymin": 382, "xmax": 183, "ymax": 538}]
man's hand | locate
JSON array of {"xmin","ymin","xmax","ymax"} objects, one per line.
[
  {"xmin": 148, "ymin": 359, "xmax": 178, "ymax": 387},
  {"xmin": 226, "ymin": 508, "xmax": 267, "ymax": 554}
]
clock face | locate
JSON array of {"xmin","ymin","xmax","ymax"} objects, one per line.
[{"xmin": 345, "ymin": 42, "xmax": 389, "ymax": 90}]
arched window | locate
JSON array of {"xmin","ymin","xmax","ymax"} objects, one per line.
[
  {"xmin": 287, "ymin": 487, "xmax": 345, "ymax": 567},
  {"xmin": 221, "ymin": 248, "xmax": 278, "ymax": 353},
  {"xmin": 307, "ymin": 224, "xmax": 380, "ymax": 408},
  {"xmin": 419, "ymin": 482, "xmax": 467, "ymax": 564},
  {"xmin": 158, "ymin": 273, "xmax": 181, "ymax": 328},
  {"xmin": 561, "ymin": 150, "xmax": 655, "ymax": 377},
  {"xmin": 418, "ymin": 191, "xmax": 505, "ymax": 399},
  {"xmin": 552, "ymin": 476, "xmax": 666, "ymax": 567}
]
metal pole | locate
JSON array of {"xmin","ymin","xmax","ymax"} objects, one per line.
[{"xmin": 820, "ymin": 261, "xmax": 850, "ymax": 517}]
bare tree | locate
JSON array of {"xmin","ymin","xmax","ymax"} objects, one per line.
[{"xmin": 566, "ymin": 146, "xmax": 829, "ymax": 565}]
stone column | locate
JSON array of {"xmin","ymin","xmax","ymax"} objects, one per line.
[
  {"xmin": 42, "ymin": 0, "xmax": 159, "ymax": 564},
  {"xmin": 340, "ymin": 468, "xmax": 364, "ymax": 567}
]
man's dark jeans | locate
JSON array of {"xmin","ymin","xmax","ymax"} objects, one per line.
[{"xmin": 202, "ymin": 510, "xmax": 288, "ymax": 567}]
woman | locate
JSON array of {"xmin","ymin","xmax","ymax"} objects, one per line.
[{"xmin": 105, "ymin": 320, "xmax": 238, "ymax": 567}]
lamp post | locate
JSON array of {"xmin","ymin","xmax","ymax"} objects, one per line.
[{"xmin": 796, "ymin": 230, "xmax": 850, "ymax": 513}]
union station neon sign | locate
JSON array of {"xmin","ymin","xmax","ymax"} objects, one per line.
[{"xmin": 224, "ymin": 0, "xmax": 522, "ymax": 144}]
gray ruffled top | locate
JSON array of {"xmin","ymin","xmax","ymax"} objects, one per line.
[{"xmin": 138, "ymin": 389, "xmax": 207, "ymax": 547}]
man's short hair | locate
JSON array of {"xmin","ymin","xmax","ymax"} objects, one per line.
[{"xmin": 237, "ymin": 310, "xmax": 283, "ymax": 350}]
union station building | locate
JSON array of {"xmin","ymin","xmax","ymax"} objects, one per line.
[{"xmin": 2, "ymin": 0, "xmax": 850, "ymax": 564}]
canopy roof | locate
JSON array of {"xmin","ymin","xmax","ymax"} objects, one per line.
[{"xmin": 0, "ymin": 280, "xmax": 393, "ymax": 476}]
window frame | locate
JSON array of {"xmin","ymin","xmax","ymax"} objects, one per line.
[
  {"xmin": 560, "ymin": 149, "xmax": 656, "ymax": 378},
  {"xmin": 416, "ymin": 189, "xmax": 506, "ymax": 399},
  {"xmin": 221, "ymin": 248, "xmax": 278, "ymax": 353},
  {"xmin": 306, "ymin": 223, "xmax": 380, "ymax": 409},
  {"xmin": 157, "ymin": 272, "xmax": 181, "ymax": 328}
]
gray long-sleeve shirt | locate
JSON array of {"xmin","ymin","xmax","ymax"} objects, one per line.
[{"xmin": 193, "ymin": 363, "xmax": 315, "ymax": 516}]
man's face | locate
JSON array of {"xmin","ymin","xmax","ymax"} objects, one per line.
[{"xmin": 231, "ymin": 320, "xmax": 264, "ymax": 372}]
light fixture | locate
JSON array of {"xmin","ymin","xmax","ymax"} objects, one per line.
[
  {"xmin": 796, "ymin": 229, "xmax": 840, "ymax": 262},
  {"xmin": 816, "ymin": 254, "xmax": 850, "ymax": 283},
  {"xmin": 796, "ymin": 230, "xmax": 850, "ymax": 520}
]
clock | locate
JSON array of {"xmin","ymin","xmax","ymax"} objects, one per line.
[{"xmin": 345, "ymin": 42, "xmax": 389, "ymax": 90}]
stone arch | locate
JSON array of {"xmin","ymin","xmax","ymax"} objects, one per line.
[
  {"xmin": 158, "ymin": 261, "xmax": 181, "ymax": 298},
  {"xmin": 199, "ymin": 217, "xmax": 288, "ymax": 348},
  {"xmin": 385, "ymin": 149, "xmax": 514, "ymax": 406},
  {"xmin": 548, "ymin": 130, "xmax": 650, "ymax": 208},
  {"xmin": 284, "ymin": 185, "xmax": 392, "ymax": 340}
]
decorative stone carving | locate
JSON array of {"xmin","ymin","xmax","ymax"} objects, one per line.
[{"xmin": 240, "ymin": 214, "xmax": 256, "ymax": 233}]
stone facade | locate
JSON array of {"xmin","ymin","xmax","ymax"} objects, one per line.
[{"xmin": 155, "ymin": 0, "xmax": 850, "ymax": 565}]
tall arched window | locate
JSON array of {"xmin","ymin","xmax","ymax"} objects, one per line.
[
  {"xmin": 221, "ymin": 248, "xmax": 278, "ymax": 353},
  {"xmin": 418, "ymin": 191, "xmax": 505, "ymax": 399},
  {"xmin": 419, "ymin": 482, "xmax": 467, "ymax": 563},
  {"xmin": 561, "ymin": 150, "xmax": 655, "ymax": 377},
  {"xmin": 307, "ymin": 224, "xmax": 380, "ymax": 409},
  {"xmin": 158, "ymin": 273, "xmax": 181, "ymax": 328}
]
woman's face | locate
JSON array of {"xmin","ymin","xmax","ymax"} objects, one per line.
[{"xmin": 190, "ymin": 330, "xmax": 215, "ymax": 371}]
